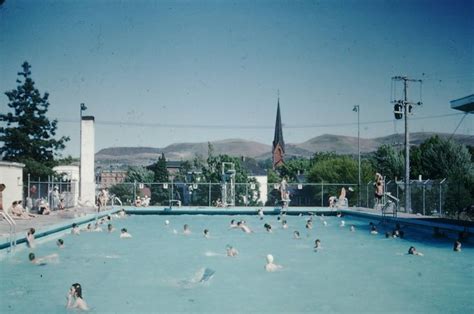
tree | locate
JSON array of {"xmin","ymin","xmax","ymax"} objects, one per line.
[
  {"xmin": 370, "ymin": 145, "xmax": 404, "ymax": 180},
  {"xmin": 148, "ymin": 153, "xmax": 170, "ymax": 205},
  {"xmin": 109, "ymin": 166, "xmax": 154, "ymax": 204},
  {"xmin": 0, "ymin": 62, "xmax": 69, "ymax": 178}
]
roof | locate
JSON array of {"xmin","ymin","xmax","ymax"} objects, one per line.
[
  {"xmin": 272, "ymin": 99, "xmax": 285, "ymax": 152},
  {"xmin": 450, "ymin": 94, "xmax": 474, "ymax": 113}
]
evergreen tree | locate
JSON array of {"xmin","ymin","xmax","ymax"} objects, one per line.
[
  {"xmin": 0, "ymin": 62, "xmax": 69, "ymax": 178},
  {"xmin": 148, "ymin": 153, "xmax": 170, "ymax": 205}
]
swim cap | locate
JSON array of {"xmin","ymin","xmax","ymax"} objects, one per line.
[
  {"xmin": 266, "ymin": 254, "xmax": 274, "ymax": 263},
  {"xmin": 165, "ymin": 220, "xmax": 170, "ymax": 225}
]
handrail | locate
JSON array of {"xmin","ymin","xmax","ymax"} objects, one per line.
[{"xmin": 1, "ymin": 211, "xmax": 17, "ymax": 251}]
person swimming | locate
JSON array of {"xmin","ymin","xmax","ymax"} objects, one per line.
[
  {"xmin": 226, "ymin": 245, "xmax": 239, "ymax": 257},
  {"xmin": 264, "ymin": 223, "xmax": 272, "ymax": 233},
  {"xmin": 183, "ymin": 224, "xmax": 191, "ymax": 235},
  {"xmin": 264, "ymin": 254, "xmax": 282, "ymax": 272},
  {"xmin": 257, "ymin": 208, "xmax": 264, "ymax": 220},
  {"xmin": 293, "ymin": 231, "xmax": 301, "ymax": 239},
  {"xmin": 314, "ymin": 239, "xmax": 321, "ymax": 251},
  {"xmin": 350, "ymin": 225, "xmax": 355, "ymax": 232},
  {"xmin": 29, "ymin": 252, "xmax": 58, "ymax": 265},
  {"xmin": 71, "ymin": 223, "xmax": 80, "ymax": 235},
  {"xmin": 203, "ymin": 229, "xmax": 210, "ymax": 238},
  {"xmin": 108, "ymin": 224, "xmax": 115, "ymax": 233},
  {"xmin": 339, "ymin": 220, "xmax": 345, "ymax": 227},
  {"xmin": 408, "ymin": 246, "xmax": 423, "ymax": 256},
  {"xmin": 281, "ymin": 220, "xmax": 288, "ymax": 229},
  {"xmin": 165, "ymin": 219, "xmax": 170, "ymax": 226},
  {"xmin": 120, "ymin": 228, "xmax": 132, "ymax": 238},
  {"xmin": 370, "ymin": 225, "xmax": 378, "ymax": 235},
  {"xmin": 57, "ymin": 239, "xmax": 64, "ymax": 248},
  {"xmin": 66, "ymin": 283, "xmax": 89, "ymax": 311},
  {"xmin": 453, "ymin": 240, "xmax": 462, "ymax": 252},
  {"xmin": 305, "ymin": 220, "xmax": 313, "ymax": 230},
  {"xmin": 237, "ymin": 221, "xmax": 252, "ymax": 233}
]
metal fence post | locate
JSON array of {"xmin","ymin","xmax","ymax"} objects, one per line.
[
  {"xmin": 133, "ymin": 181, "xmax": 137, "ymax": 204},
  {"xmin": 321, "ymin": 182, "xmax": 324, "ymax": 207},
  {"xmin": 422, "ymin": 183, "xmax": 426, "ymax": 216}
]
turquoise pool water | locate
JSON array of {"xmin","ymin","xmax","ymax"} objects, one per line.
[{"xmin": 0, "ymin": 214, "xmax": 473, "ymax": 313}]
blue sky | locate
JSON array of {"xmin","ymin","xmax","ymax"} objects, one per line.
[{"xmin": 1, "ymin": 0, "xmax": 473, "ymax": 158}]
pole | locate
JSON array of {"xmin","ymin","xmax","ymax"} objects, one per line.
[
  {"xmin": 357, "ymin": 106, "xmax": 361, "ymax": 207},
  {"xmin": 403, "ymin": 79, "xmax": 411, "ymax": 213}
]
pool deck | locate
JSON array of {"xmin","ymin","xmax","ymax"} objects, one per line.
[{"xmin": 1, "ymin": 205, "xmax": 473, "ymax": 251}]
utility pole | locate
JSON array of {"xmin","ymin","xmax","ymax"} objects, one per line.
[
  {"xmin": 391, "ymin": 76, "xmax": 422, "ymax": 213},
  {"xmin": 353, "ymin": 105, "xmax": 361, "ymax": 207}
]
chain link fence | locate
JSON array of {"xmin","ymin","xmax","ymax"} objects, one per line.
[{"xmin": 22, "ymin": 178, "xmax": 450, "ymax": 217}]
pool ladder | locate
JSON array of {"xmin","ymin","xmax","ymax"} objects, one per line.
[
  {"xmin": 1, "ymin": 211, "xmax": 17, "ymax": 252},
  {"xmin": 381, "ymin": 193, "xmax": 399, "ymax": 218}
]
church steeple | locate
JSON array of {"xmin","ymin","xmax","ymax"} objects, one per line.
[{"xmin": 272, "ymin": 97, "xmax": 285, "ymax": 169}]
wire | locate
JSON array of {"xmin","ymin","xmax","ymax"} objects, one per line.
[
  {"xmin": 449, "ymin": 113, "xmax": 469, "ymax": 140},
  {"xmin": 54, "ymin": 112, "xmax": 467, "ymax": 130}
]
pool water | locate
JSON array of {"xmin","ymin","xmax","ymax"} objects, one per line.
[{"xmin": 0, "ymin": 214, "xmax": 473, "ymax": 313}]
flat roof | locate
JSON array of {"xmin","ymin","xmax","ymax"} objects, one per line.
[
  {"xmin": 450, "ymin": 94, "xmax": 474, "ymax": 113},
  {"xmin": 0, "ymin": 161, "xmax": 25, "ymax": 168}
]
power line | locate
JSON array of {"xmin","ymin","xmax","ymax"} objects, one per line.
[{"xmin": 53, "ymin": 112, "xmax": 467, "ymax": 130}]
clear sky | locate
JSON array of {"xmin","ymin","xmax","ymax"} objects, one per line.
[{"xmin": 1, "ymin": 0, "xmax": 473, "ymax": 158}]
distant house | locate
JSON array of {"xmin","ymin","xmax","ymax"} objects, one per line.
[
  {"xmin": 99, "ymin": 170, "xmax": 127, "ymax": 188},
  {"xmin": 166, "ymin": 161, "xmax": 182, "ymax": 177}
]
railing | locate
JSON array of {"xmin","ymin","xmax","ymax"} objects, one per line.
[{"xmin": 1, "ymin": 211, "xmax": 17, "ymax": 252}]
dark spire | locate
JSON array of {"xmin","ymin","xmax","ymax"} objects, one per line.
[{"xmin": 273, "ymin": 98, "xmax": 285, "ymax": 153}]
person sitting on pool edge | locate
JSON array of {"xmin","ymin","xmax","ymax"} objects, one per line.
[
  {"xmin": 453, "ymin": 240, "xmax": 462, "ymax": 252},
  {"xmin": 120, "ymin": 228, "xmax": 132, "ymax": 238},
  {"xmin": 408, "ymin": 246, "xmax": 423, "ymax": 256},
  {"xmin": 66, "ymin": 283, "xmax": 89, "ymax": 311},
  {"xmin": 265, "ymin": 254, "xmax": 282, "ymax": 272}
]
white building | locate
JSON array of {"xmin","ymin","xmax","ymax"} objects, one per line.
[{"xmin": 0, "ymin": 161, "xmax": 25, "ymax": 213}]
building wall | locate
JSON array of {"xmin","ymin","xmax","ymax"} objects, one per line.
[
  {"xmin": 99, "ymin": 170, "xmax": 127, "ymax": 188},
  {"xmin": 80, "ymin": 117, "xmax": 95, "ymax": 205},
  {"xmin": 0, "ymin": 161, "xmax": 25, "ymax": 212}
]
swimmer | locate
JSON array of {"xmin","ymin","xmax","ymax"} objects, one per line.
[
  {"xmin": 350, "ymin": 225, "xmax": 355, "ymax": 232},
  {"xmin": 226, "ymin": 245, "xmax": 239, "ymax": 257},
  {"xmin": 392, "ymin": 229, "xmax": 400, "ymax": 238},
  {"xmin": 282, "ymin": 220, "xmax": 288, "ymax": 229},
  {"xmin": 370, "ymin": 225, "xmax": 378, "ymax": 235},
  {"xmin": 66, "ymin": 283, "xmax": 89, "ymax": 311},
  {"xmin": 165, "ymin": 219, "xmax": 170, "ymax": 226},
  {"xmin": 385, "ymin": 232, "xmax": 391, "ymax": 238},
  {"xmin": 293, "ymin": 231, "xmax": 301, "ymax": 239},
  {"xmin": 93, "ymin": 223, "xmax": 103, "ymax": 232},
  {"xmin": 203, "ymin": 229, "xmax": 210, "ymax": 238},
  {"xmin": 237, "ymin": 221, "xmax": 252, "ymax": 233},
  {"xmin": 57, "ymin": 239, "xmax": 65, "ymax": 248},
  {"xmin": 183, "ymin": 224, "xmax": 191, "ymax": 235},
  {"xmin": 71, "ymin": 223, "xmax": 80, "ymax": 235},
  {"xmin": 229, "ymin": 219, "xmax": 238, "ymax": 229},
  {"xmin": 336, "ymin": 212, "xmax": 342, "ymax": 218},
  {"xmin": 264, "ymin": 223, "xmax": 272, "ymax": 233},
  {"xmin": 453, "ymin": 240, "xmax": 462, "ymax": 252},
  {"xmin": 265, "ymin": 254, "xmax": 282, "ymax": 272},
  {"xmin": 408, "ymin": 246, "xmax": 423, "ymax": 256},
  {"xmin": 339, "ymin": 220, "xmax": 345, "ymax": 227},
  {"xmin": 118, "ymin": 209, "xmax": 126, "ymax": 217},
  {"xmin": 120, "ymin": 228, "xmax": 132, "ymax": 238},
  {"xmin": 305, "ymin": 220, "xmax": 313, "ymax": 230},
  {"xmin": 323, "ymin": 220, "xmax": 328, "ymax": 227},
  {"xmin": 314, "ymin": 239, "xmax": 321, "ymax": 251},
  {"xmin": 107, "ymin": 224, "xmax": 115, "ymax": 233},
  {"xmin": 85, "ymin": 224, "xmax": 92, "ymax": 232},
  {"xmin": 29, "ymin": 252, "xmax": 58, "ymax": 265},
  {"xmin": 26, "ymin": 228, "xmax": 36, "ymax": 249},
  {"xmin": 257, "ymin": 208, "xmax": 264, "ymax": 220}
]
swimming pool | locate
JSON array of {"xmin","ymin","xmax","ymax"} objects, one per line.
[{"xmin": 0, "ymin": 213, "xmax": 473, "ymax": 313}]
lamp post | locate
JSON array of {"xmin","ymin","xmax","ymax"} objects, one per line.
[
  {"xmin": 79, "ymin": 103, "xmax": 87, "ymax": 198},
  {"xmin": 353, "ymin": 105, "xmax": 361, "ymax": 207}
]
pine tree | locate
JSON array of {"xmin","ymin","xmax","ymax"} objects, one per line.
[
  {"xmin": 0, "ymin": 62, "xmax": 70, "ymax": 178},
  {"xmin": 148, "ymin": 153, "xmax": 170, "ymax": 205}
]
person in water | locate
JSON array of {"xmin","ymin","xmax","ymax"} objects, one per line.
[
  {"xmin": 120, "ymin": 228, "xmax": 132, "ymax": 238},
  {"xmin": 264, "ymin": 223, "xmax": 272, "ymax": 233},
  {"xmin": 293, "ymin": 231, "xmax": 301, "ymax": 239},
  {"xmin": 314, "ymin": 239, "xmax": 321, "ymax": 251},
  {"xmin": 237, "ymin": 221, "xmax": 252, "ymax": 233},
  {"xmin": 71, "ymin": 223, "xmax": 80, "ymax": 235},
  {"xmin": 203, "ymin": 229, "xmax": 210, "ymax": 238},
  {"xmin": 408, "ymin": 246, "xmax": 423, "ymax": 256},
  {"xmin": 281, "ymin": 220, "xmax": 288, "ymax": 229},
  {"xmin": 29, "ymin": 252, "xmax": 58, "ymax": 265},
  {"xmin": 183, "ymin": 224, "xmax": 191, "ymax": 235},
  {"xmin": 226, "ymin": 245, "xmax": 239, "ymax": 257},
  {"xmin": 265, "ymin": 254, "xmax": 282, "ymax": 272},
  {"xmin": 107, "ymin": 224, "xmax": 115, "ymax": 233},
  {"xmin": 66, "ymin": 283, "xmax": 89, "ymax": 311},
  {"xmin": 57, "ymin": 239, "xmax": 64, "ymax": 248},
  {"xmin": 370, "ymin": 225, "xmax": 378, "ymax": 235},
  {"xmin": 26, "ymin": 228, "xmax": 36, "ymax": 249},
  {"xmin": 453, "ymin": 240, "xmax": 462, "ymax": 252},
  {"xmin": 350, "ymin": 225, "xmax": 355, "ymax": 232}
]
